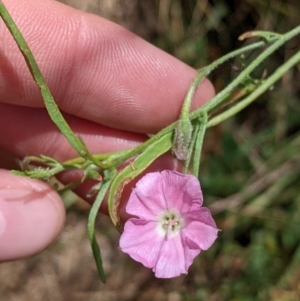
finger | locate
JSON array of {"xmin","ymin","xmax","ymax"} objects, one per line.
[
  {"xmin": 0, "ymin": 103, "xmax": 177, "ymax": 222},
  {"xmin": 0, "ymin": 103, "xmax": 147, "ymax": 165},
  {"xmin": 0, "ymin": 169, "xmax": 65, "ymax": 261},
  {"xmin": 0, "ymin": 0, "xmax": 215, "ymax": 133}
]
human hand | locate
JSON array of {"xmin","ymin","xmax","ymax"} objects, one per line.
[{"xmin": 0, "ymin": 0, "xmax": 214, "ymax": 261}]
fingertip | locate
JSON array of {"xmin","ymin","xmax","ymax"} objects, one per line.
[{"xmin": 0, "ymin": 170, "xmax": 65, "ymax": 261}]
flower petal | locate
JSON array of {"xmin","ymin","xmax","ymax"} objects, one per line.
[
  {"xmin": 120, "ymin": 171, "xmax": 219, "ymax": 279},
  {"xmin": 182, "ymin": 242, "xmax": 201, "ymax": 271},
  {"xmin": 185, "ymin": 207, "xmax": 217, "ymax": 228},
  {"xmin": 125, "ymin": 172, "xmax": 167, "ymax": 220},
  {"xmin": 182, "ymin": 208, "xmax": 218, "ymax": 250},
  {"xmin": 160, "ymin": 170, "xmax": 203, "ymax": 213},
  {"xmin": 119, "ymin": 218, "xmax": 164, "ymax": 268},
  {"xmin": 153, "ymin": 235, "xmax": 187, "ymax": 278}
]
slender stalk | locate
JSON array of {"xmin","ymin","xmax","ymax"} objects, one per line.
[
  {"xmin": 2, "ymin": 0, "xmax": 300, "ymax": 177},
  {"xmin": 173, "ymin": 69, "xmax": 207, "ymax": 160},
  {"xmin": 195, "ymin": 25, "xmax": 300, "ymax": 114},
  {"xmin": 207, "ymin": 49, "xmax": 300, "ymax": 127},
  {"xmin": 63, "ymin": 147, "xmax": 135, "ymax": 166},
  {"xmin": 192, "ymin": 111, "xmax": 208, "ymax": 177},
  {"xmin": 172, "ymin": 40, "xmax": 268, "ymax": 160},
  {"xmin": 102, "ymin": 27, "xmax": 300, "ymax": 167},
  {"xmin": 183, "ymin": 122, "xmax": 201, "ymax": 174},
  {"xmin": 0, "ymin": 2, "xmax": 95, "ymax": 163}
]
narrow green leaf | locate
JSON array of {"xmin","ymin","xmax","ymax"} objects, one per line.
[
  {"xmin": 87, "ymin": 170, "xmax": 115, "ymax": 283},
  {"xmin": 0, "ymin": 2, "xmax": 91, "ymax": 161},
  {"xmin": 207, "ymin": 49, "xmax": 300, "ymax": 128},
  {"xmin": 108, "ymin": 133, "xmax": 173, "ymax": 232}
]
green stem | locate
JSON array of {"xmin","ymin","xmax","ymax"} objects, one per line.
[
  {"xmin": 183, "ymin": 122, "xmax": 201, "ymax": 174},
  {"xmin": 105, "ymin": 28, "xmax": 300, "ymax": 167},
  {"xmin": 0, "ymin": 2, "xmax": 96, "ymax": 163},
  {"xmin": 3, "ymin": 0, "xmax": 299, "ymax": 174},
  {"xmin": 56, "ymin": 26, "xmax": 300, "ymax": 170},
  {"xmin": 172, "ymin": 40, "xmax": 269, "ymax": 160},
  {"xmin": 207, "ymin": 49, "xmax": 300, "ymax": 127},
  {"xmin": 203, "ymin": 41, "xmax": 267, "ymax": 74},
  {"xmin": 192, "ymin": 111, "xmax": 208, "ymax": 177},
  {"xmin": 99, "ymin": 44, "xmax": 274, "ymax": 167},
  {"xmin": 196, "ymin": 25, "xmax": 300, "ymax": 114},
  {"xmin": 63, "ymin": 147, "xmax": 135, "ymax": 166}
]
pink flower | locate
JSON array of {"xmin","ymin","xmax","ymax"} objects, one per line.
[{"xmin": 119, "ymin": 170, "xmax": 218, "ymax": 278}]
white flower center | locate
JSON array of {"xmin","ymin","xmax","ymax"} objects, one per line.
[{"xmin": 157, "ymin": 209, "xmax": 184, "ymax": 239}]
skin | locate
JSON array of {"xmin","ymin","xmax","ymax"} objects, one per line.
[{"xmin": 0, "ymin": 0, "xmax": 215, "ymax": 261}]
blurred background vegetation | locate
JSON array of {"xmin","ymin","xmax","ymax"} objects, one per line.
[{"xmin": 1, "ymin": 0, "xmax": 300, "ymax": 300}]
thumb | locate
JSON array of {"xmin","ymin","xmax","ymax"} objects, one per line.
[{"xmin": 0, "ymin": 170, "xmax": 65, "ymax": 261}]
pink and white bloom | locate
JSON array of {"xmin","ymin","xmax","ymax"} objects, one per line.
[{"xmin": 119, "ymin": 170, "xmax": 218, "ymax": 278}]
